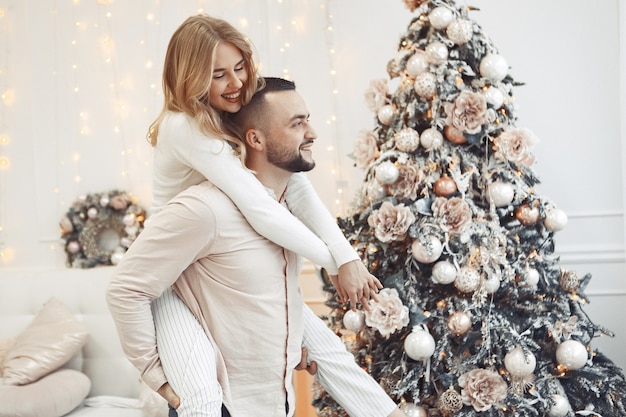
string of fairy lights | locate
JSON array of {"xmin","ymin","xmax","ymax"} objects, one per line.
[{"xmin": 0, "ymin": 0, "xmax": 349, "ymax": 266}]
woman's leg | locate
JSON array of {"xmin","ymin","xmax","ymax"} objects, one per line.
[{"xmin": 153, "ymin": 288, "xmax": 222, "ymax": 417}]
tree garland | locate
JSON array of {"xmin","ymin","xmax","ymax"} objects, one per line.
[{"xmin": 59, "ymin": 190, "xmax": 146, "ymax": 268}]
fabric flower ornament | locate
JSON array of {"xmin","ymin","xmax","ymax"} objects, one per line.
[
  {"xmin": 364, "ymin": 288, "xmax": 410, "ymax": 338},
  {"xmin": 354, "ymin": 130, "xmax": 379, "ymax": 169},
  {"xmin": 367, "ymin": 201, "xmax": 415, "ymax": 243},
  {"xmin": 432, "ymin": 196, "xmax": 472, "ymax": 234},
  {"xmin": 364, "ymin": 78, "xmax": 389, "ymax": 113},
  {"xmin": 387, "ymin": 160, "xmax": 425, "ymax": 200},
  {"xmin": 493, "ymin": 128, "xmax": 538, "ymax": 167},
  {"xmin": 403, "ymin": 0, "xmax": 427, "ymax": 12},
  {"xmin": 459, "ymin": 368, "xmax": 508, "ymax": 412},
  {"xmin": 444, "ymin": 90, "xmax": 488, "ymax": 135}
]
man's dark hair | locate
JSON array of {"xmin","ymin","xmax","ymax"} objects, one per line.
[{"xmin": 226, "ymin": 77, "xmax": 296, "ymax": 139}]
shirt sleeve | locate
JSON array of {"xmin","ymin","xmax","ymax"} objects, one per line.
[
  {"xmin": 301, "ymin": 305, "xmax": 398, "ymax": 417},
  {"xmin": 166, "ymin": 118, "xmax": 339, "ymax": 274},
  {"xmin": 106, "ymin": 191, "xmax": 218, "ymax": 391},
  {"xmin": 285, "ymin": 173, "xmax": 359, "ymax": 268}
]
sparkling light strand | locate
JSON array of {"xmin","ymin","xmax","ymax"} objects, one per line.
[
  {"xmin": 322, "ymin": 0, "xmax": 347, "ymax": 215},
  {"xmin": 0, "ymin": 1, "xmax": 12, "ymax": 262}
]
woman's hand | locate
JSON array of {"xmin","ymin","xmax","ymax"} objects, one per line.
[
  {"xmin": 330, "ymin": 260, "xmax": 382, "ymax": 311},
  {"xmin": 157, "ymin": 382, "xmax": 181, "ymax": 409}
]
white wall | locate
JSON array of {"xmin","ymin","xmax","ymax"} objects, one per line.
[{"xmin": 0, "ymin": 0, "xmax": 624, "ymax": 368}]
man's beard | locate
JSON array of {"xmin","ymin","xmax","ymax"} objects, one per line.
[{"xmin": 267, "ymin": 141, "xmax": 316, "ymax": 172}]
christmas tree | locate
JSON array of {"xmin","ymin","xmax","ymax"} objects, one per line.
[{"xmin": 313, "ymin": 1, "xmax": 626, "ymax": 416}]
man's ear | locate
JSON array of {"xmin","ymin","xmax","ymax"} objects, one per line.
[{"xmin": 244, "ymin": 129, "xmax": 264, "ymax": 151}]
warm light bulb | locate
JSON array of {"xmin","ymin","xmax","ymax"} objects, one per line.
[{"xmin": 0, "ymin": 156, "xmax": 9, "ymax": 169}]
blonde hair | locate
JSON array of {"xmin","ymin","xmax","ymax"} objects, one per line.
[{"xmin": 147, "ymin": 15, "xmax": 262, "ymax": 156}]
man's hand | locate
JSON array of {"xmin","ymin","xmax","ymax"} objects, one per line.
[
  {"xmin": 331, "ymin": 260, "xmax": 382, "ymax": 311},
  {"xmin": 157, "ymin": 382, "xmax": 181, "ymax": 409},
  {"xmin": 295, "ymin": 347, "xmax": 317, "ymax": 375}
]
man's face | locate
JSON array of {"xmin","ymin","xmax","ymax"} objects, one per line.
[{"xmin": 262, "ymin": 90, "xmax": 317, "ymax": 173}]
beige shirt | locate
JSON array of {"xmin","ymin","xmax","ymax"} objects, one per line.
[{"xmin": 107, "ymin": 181, "xmax": 303, "ymax": 416}]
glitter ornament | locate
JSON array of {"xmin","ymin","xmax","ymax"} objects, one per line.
[
  {"xmin": 403, "ymin": 403, "xmax": 429, "ymax": 417},
  {"xmin": 482, "ymin": 274, "xmax": 500, "ymax": 294},
  {"xmin": 454, "ymin": 267, "xmax": 481, "ymax": 293},
  {"xmin": 443, "ymin": 125, "xmax": 467, "ymax": 144},
  {"xmin": 404, "ymin": 327, "xmax": 436, "ymax": 361},
  {"xmin": 544, "ymin": 208, "xmax": 568, "ymax": 232},
  {"xmin": 504, "ymin": 346, "xmax": 536, "ymax": 377},
  {"xmin": 426, "ymin": 41, "xmax": 448, "ymax": 65},
  {"xmin": 487, "ymin": 181, "xmax": 514, "ymax": 207},
  {"xmin": 446, "ymin": 19, "xmax": 473, "ymax": 45},
  {"xmin": 433, "ymin": 176, "xmax": 457, "ymax": 197},
  {"xmin": 343, "ymin": 310, "xmax": 366, "ymax": 331},
  {"xmin": 420, "ymin": 128, "xmax": 443, "ymax": 150},
  {"xmin": 447, "ymin": 311, "xmax": 472, "ymax": 336},
  {"xmin": 556, "ymin": 340, "xmax": 587, "ymax": 370},
  {"xmin": 484, "ymin": 86, "xmax": 504, "ymax": 108},
  {"xmin": 395, "ymin": 127, "xmax": 421, "ymax": 152},
  {"xmin": 429, "ymin": 6, "xmax": 454, "ymax": 29},
  {"xmin": 432, "ymin": 260, "xmax": 457, "ymax": 284},
  {"xmin": 523, "ymin": 267, "xmax": 540, "ymax": 289},
  {"xmin": 377, "ymin": 104, "xmax": 395, "ymax": 126},
  {"xmin": 547, "ymin": 394, "xmax": 572, "ymax": 417},
  {"xmin": 406, "ymin": 50, "xmax": 429, "ymax": 77},
  {"xmin": 411, "ymin": 236, "xmax": 443, "ymax": 264},
  {"xmin": 480, "ymin": 53, "xmax": 509, "ymax": 82},
  {"xmin": 559, "ymin": 270, "xmax": 580, "ymax": 293},
  {"xmin": 437, "ymin": 387, "xmax": 463, "ymax": 416},
  {"xmin": 375, "ymin": 161, "xmax": 400, "ymax": 184},
  {"xmin": 515, "ymin": 203, "xmax": 540, "ymax": 225},
  {"xmin": 414, "ymin": 72, "xmax": 437, "ymax": 98}
]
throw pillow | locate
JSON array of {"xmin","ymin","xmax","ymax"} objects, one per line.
[
  {"xmin": 0, "ymin": 298, "xmax": 89, "ymax": 385},
  {"xmin": 0, "ymin": 368, "xmax": 90, "ymax": 417}
]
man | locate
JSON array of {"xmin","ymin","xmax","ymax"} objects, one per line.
[{"xmin": 107, "ymin": 78, "xmax": 403, "ymax": 417}]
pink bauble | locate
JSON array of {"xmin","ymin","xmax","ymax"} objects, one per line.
[
  {"xmin": 420, "ymin": 128, "xmax": 443, "ymax": 150},
  {"xmin": 433, "ymin": 176, "xmax": 457, "ymax": 197},
  {"xmin": 487, "ymin": 181, "xmax": 514, "ymax": 207},
  {"xmin": 447, "ymin": 311, "xmax": 472, "ymax": 336},
  {"xmin": 411, "ymin": 236, "xmax": 443, "ymax": 264},
  {"xmin": 504, "ymin": 346, "xmax": 536, "ymax": 377},
  {"xmin": 516, "ymin": 204, "xmax": 540, "ymax": 226},
  {"xmin": 444, "ymin": 125, "xmax": 467, "ymax": 144},
  {"xmin": 404, "ymin": 328, "xmax": 436, "ymax": 361},
  {"xmin": 343, "ymin": 310, "xmax": 365, "ymax": 331},
  {"xmin": 556, "ymin": 340, "xmax": 587, "ymax": 370},
  {"xmin": 403, "ymin": 403, "xmax": 429, "ymax": 417},
  {"xmin": 406, "ymin": 50, "xmax": 429, "ymax": 77}
]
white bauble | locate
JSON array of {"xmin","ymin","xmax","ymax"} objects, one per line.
[
  {"xmin": 524, "ymin": 268, "xmax": 540, "ymax": 289},
  {"xmin": 556, "ymin": 340, "xmax": 588, "ymax": 370},
  {"xmin": 483, "ymin": 275, "xmax": 501, "ymax": 294},
  {"xmin": 87, "ymin": 207, "xmax": 99, "ymax": 219},
  {"xmin": 411, "ymin": 236, "xmax": 443, "ymax": 264},
  {"xmin": 420, "ymin": 128, "xmax": 443, "ymax": 150},
  {"xmin": 432, "ymin": 261, "xmax": 457, "ymax": 284},
  {"xmin": 504, "ymin": 346, "xmax": 536, "ymax": 377},
  {"xmin": 447, "ymin": 311, "xmax": 472, "ymax": 336},
  {"xmin": 403, "ymin": 403, "xmax": 429, "ymax": 417},
  {"xmin": 110, "ymin": 251, "xmax": 125, "ymax": 265},
  {"xmin": 404, "ymin": 329, "xmax": 436, "ymax": 361},
  {"xmin": 545, "ymin": 208, "xmax": 568, "ymax": 232},
  {"xmin": 484, "ymin": 86, "xmax": 504, "ymax": 108},
  {"xmin": 123, "ymin": 213, "xmax": 136, "ymax": 226},
  {"xmin": 377, "ymin": 104, "xmax": 395, "ymax": 126},
  {"xmin": 547, "ymin": 394, "xmax": 571, "ymax": 417},
  {"xmin": 425, "ymin": 41, "xmax": 448, "ymax": 64},
  {"xmin": 487, "ymin": 181, "xmax": 514, "ymax": 207},
  {"xmin": 454, "ymin": 267, "xmax": 481, "ymax": 293},
  {"xmin": 375, "ymin": 161, "xmax": 400, "ymax": 184},
  {"xmin": 366, "ymin": 182, "xmax": 387, "ymax": 201},
  {"xmin": 479, "ymin": 53, "xmax": 509, "ymax": 82},
  {"xmin": 67, "ymin": 241, "xmax": 81, "ymax": 254},
  {"xmin": 99, "ymin": 196, "xmax": 110, "ymax": 207},
  {"xmin": 343, "ymin": 310, "xmax": 366, "ymax": 331},
  {"xmin": 429, "ymin": 6, "xmax": 454, "ymax": 29},
  {"xmin": 406, "ymin": 50, "xmax": 429, "ymax": 77}
]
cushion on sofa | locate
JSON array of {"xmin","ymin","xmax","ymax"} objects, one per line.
[
  {"xmin": 0, "ymin": 297, "xmax": 89, "ymax": 385},
  {"xmin": 0, "ymin": 368, "xmax": 91, "ymax": 417}
]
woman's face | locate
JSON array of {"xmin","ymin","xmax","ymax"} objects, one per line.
[{"xmin": 208, "ymin": 42, "xmax": 249, "ymax": 113}]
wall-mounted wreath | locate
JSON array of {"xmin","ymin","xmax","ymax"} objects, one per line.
[{"xmin": 59, "ymin": 190, "xmax": 146, "ymax": 268}]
